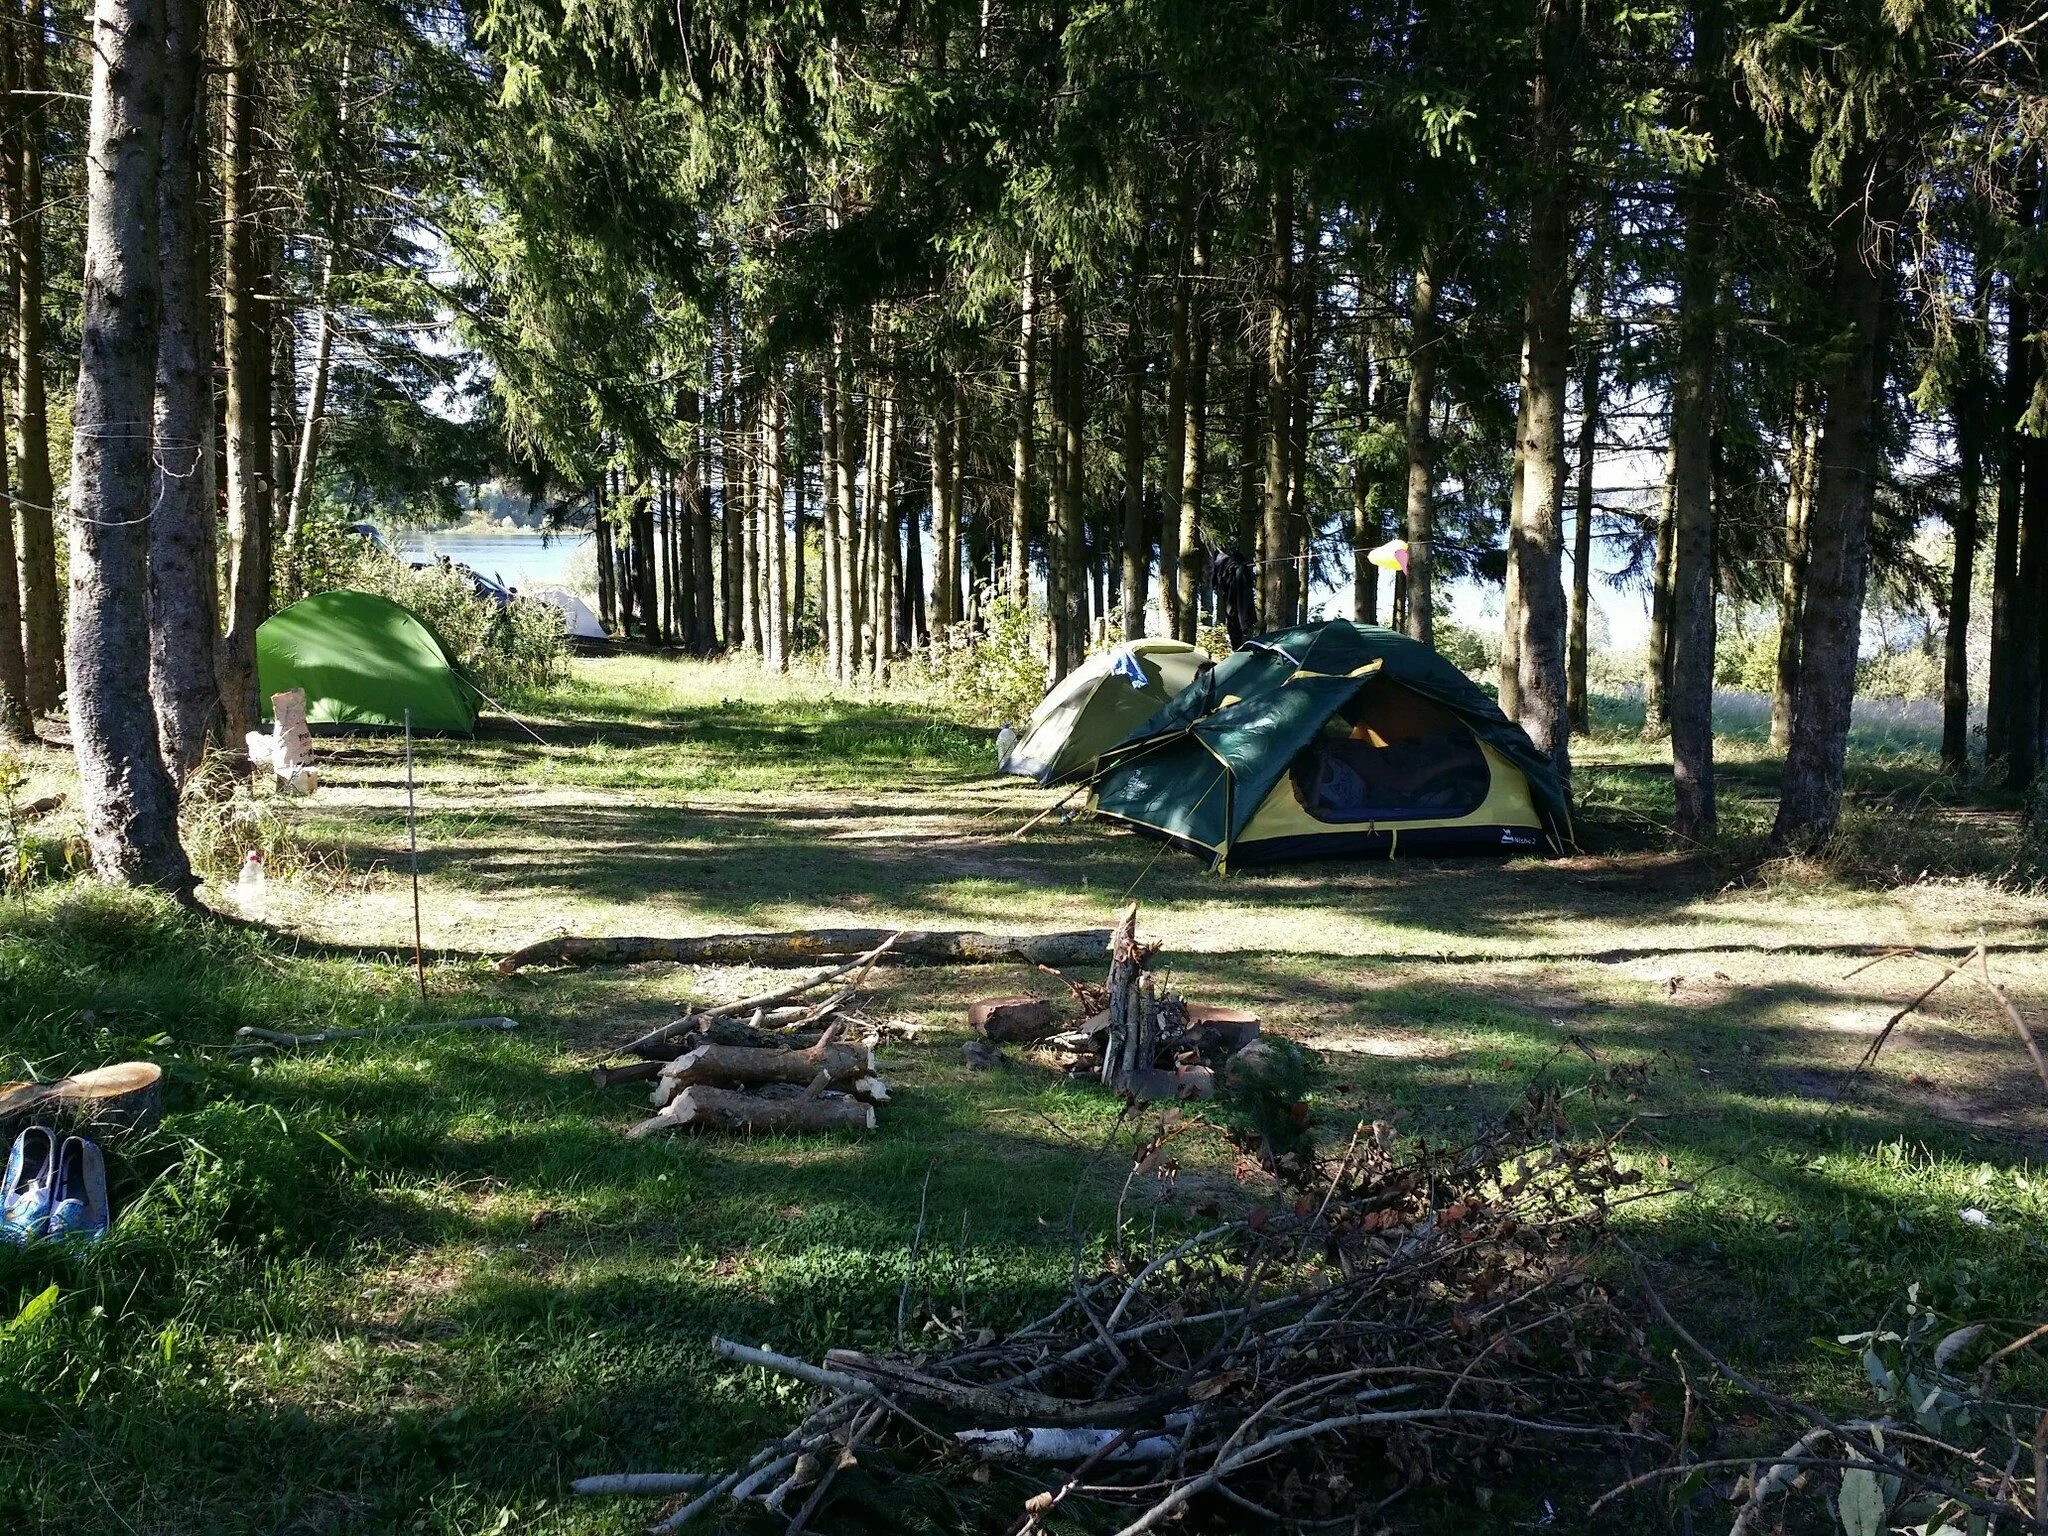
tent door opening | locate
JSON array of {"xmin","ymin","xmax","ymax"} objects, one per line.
[{"xmin": 1288, "ymin": 680, "xmax": 1490, "ymax": 825}]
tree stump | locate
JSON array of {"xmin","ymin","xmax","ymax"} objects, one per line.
[{"xmin": 0, "ymin": 1061, "xmax": 163, "ymax": 1143}]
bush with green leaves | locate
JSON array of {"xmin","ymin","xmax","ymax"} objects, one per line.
[
  {"xmin": 294, "ymin": 521, "xmax": 567, "ymax": 702},
  {"xmin": 917, "ymin": 592, "xmax": 1049, "ymax": 727}
]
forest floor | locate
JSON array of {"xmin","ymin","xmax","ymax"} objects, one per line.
[{"xmin": 4, "ymin": 651, "xmax": 2048, "ymax": 1534}]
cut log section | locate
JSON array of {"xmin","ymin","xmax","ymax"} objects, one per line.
[
  {"xmin": 499, "ymin": 926, "xmax": 1111, "ymax": 976},
  {"xmin": 653, "ymin": 1042, "xmax": 876, "ymax": 1107},
  {"xmin": 0, "ymin": 1061, "xmax": 163, "ymax": 1141},
  {"xmin": 629, "ymin": 1086, "xmax": 876, "ymax": 1137},
  {"xmin": 969, "ymin": 996, "xmax": 1056, "ymax": 1043}
]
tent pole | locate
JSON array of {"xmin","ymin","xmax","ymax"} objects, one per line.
[{"xmin": 405, "ymin": 708, "xmax": 426, "ymax": 999}]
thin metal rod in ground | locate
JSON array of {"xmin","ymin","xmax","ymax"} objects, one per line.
[{"xmin": 404, "ymin": 709, "xmax": 425, "ymax": 999}]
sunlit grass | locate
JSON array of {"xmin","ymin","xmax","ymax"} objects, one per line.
[{"xmin": 2, "ymin": 656, "xmax": 2046, "ymax": 1532}]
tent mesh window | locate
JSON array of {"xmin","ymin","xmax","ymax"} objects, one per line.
[{"xmin": 1288, "ymin": 680, "xmax": 1490, "ymax": 825}]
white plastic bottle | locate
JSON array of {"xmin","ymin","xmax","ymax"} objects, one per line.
[{"xmin": 236, "ymin": 850, "xmax": 267, "ymax": 906}]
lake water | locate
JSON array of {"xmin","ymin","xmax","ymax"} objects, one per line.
[{"xmin": 392, "ymin": 529, "xmax": 594, "ymax": 594}]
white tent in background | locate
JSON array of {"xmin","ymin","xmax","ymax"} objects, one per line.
[{"xmin": 530, "ymin": 586, "xmax": 606, "ymax": 639}]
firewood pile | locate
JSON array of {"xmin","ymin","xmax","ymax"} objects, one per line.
[
  {"xmin": 972, "ymin": 903, "xmax": 1264, "ymax": 1102},
  {"xmin": 585, "ymin": 1082, "xmax": 1670, "ymax": 1532},
  {"xmin": 591, "ymin": 937, "xmax": 903, "ymax": 1137}
]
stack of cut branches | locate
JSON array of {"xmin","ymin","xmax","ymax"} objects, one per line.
[
  {"xmin": 593, "ymin": 936, "xmax": 900, "ymax": 1136},
  {"xmin": 587, "ymin": 1084, "xmax": 1670, "ymax": 1531}
]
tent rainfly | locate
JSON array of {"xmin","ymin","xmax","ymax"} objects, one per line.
[
  {"xmin": 1089, "ymin": 620, "xmax": 1570, "ymax": 869},
  {"xmin": 529, "ymin": 586, "xmax": 606, "ymax": 640},
  {"xmin": 257, "ymin": 589, "xmax": 480, "ymax": 734},
  {"xmin": 1000, "ymin": 639, "xmax": 1211, "ymax": 785}
]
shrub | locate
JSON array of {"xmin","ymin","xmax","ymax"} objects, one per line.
[
  {"xmin": 917, "ymin": 593, "xmax": 1049, "ymax": 727},
  {"xmin": 304, "ymin": 528, "xmax": 567, "ymax": 702}
]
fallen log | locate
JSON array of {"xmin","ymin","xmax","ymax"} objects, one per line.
[
  {"xmin": 499, "ymin": 926, "xmax": 1111, "ymax": 976},
  {"xmin": 653, "ymin": 1042, "xmax": 875, "ymax": 1106},
  {"xmin": 231, "ymin": 1016, "xmax": 519, "ymax": 1056},
  {"xmin": 570, "ymin": 1472, "xmax": 710, "ymax": 1498},
  {"xmin": 0, "ymin": 1061, "xmax": 163, "ymax": 1142},
  {"xmin": 629, "ymin": 1086, "xmax": 876, "ymax": 1137},
  {"xmin": 591, "ymin": 1059, "xmax": 664, "ymax": 1090}
]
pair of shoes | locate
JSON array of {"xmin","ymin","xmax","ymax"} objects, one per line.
[{"xmin": 1, "ymin": 1127, "xmax": 108, "ymax": 1246}]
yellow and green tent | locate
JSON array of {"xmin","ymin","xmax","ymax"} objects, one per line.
[
  {"xmin": 1000, "ymin": 639, "xmax": 1210, "ymax": 784},
  {"xmin": 1089, "ymin": 620, "xmax": 1569, "ymax": 868}
]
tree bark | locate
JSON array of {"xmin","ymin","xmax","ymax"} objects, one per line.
[
  {"xmin": 282, "ymin": 49, "xmax": 352, "ymax": 587},
  {"xmin": 1942, "ymin": 283, "xmax": 1987, "ymax": 780},
  {"xmin": 12, "ymin": 0, "xmax": 59, "ymax": 718},
  {"xmin": 1772, "ymin": 380, "xmax": 1817, "ymax": 751},
  {"xmin": 1641, "ymin": 478, "xmax": 1675, "ymax": 738},
  {"xmin": 148, "ymin": 0, "xmax": 218, "ymax": 784},
  {"xmin": 1567, "ymin": 237, "xmax": 1606, "ymax": 732},
  {"xmin": 1772, "ymin": 172, "xmax": 1900, "ymax": 850},
  {"xmin": 1403, "ymin": 250, "xmax": 1439, "ymax": 647},
  {"xmin": 67, "ymin": 0, "xmax": 191, "ymax": 891},
  {"xmin": 1259, "ymin": 171, "xmax": 1294, "ymax": 631},
  {"xmin": 1175, "ymin": 203, "xmax": 1211, "ymax": 643},
  {"xmin": 1986, "ymin": 282, "xmax": 2034, "ymax": 776},
  {"xmin": 1350, "ymin": 326, "xmax": 1380, "ymax": 626},
  {"xmin": 499, "ymin": 925, "xmax": 1115, "ymax": 975},
  {"xmin": 1666, "ymin": 12, "xmax": 1723, "ymax": 843},
  {"xmin": 762, "ymin": 370, "xmax": 787, "ymax": 670},
  {"xmin": 1506, "ymin": 0, "xmax": 1578, "ymax": 784},
  {"xmin": 690, "ymin": 392, "xmax": 717, "ymax": 652},
  {"xmin": 1009, "ymin": 249, "xmax": 1038, "ymax": 601},
  {"xmin": 219, "ymin": 0, "xmax": 271, "ymax": 747},
  {"xmin": 1120, "ymin": 241, "xmax": 1148, "ymax": 639},
  {"xmin": 1054, "ymin": 279, "xmax": 1086, "ymax": 674},
  {"xmin": 0, "ymin": 35, "xmax": 31, "ymax": 740}
]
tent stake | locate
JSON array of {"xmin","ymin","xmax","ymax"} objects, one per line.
[{"xmin": 405, "ymin": 708, "xmax": 426, "ymax": 998}]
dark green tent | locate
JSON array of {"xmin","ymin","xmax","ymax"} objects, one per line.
[
  {"xmin": 1089, "ymin": 620, "xmax": 1570, "ymax": 868},
  {"xmin": 257, "ymin": 590, "xmax": 480, "ymax": 734}
]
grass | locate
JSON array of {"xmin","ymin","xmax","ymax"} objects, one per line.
[{"xmin": 3, "ymin": 651, "xmax": 2047, "ymax": 1533}]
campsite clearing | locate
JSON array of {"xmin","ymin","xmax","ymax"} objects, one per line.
[{"xmin": 4, "ymin": 652, "xmax": 2048, "ymax": 1534}]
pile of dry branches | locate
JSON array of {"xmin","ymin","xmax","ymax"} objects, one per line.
[
  {"xmin": 590, "ymin": 936, "xmax": 904, "ymax": 1136},
  {"xmin": 588, "ymin": 1080, "xmax": 1670, "ymax": 1531}
]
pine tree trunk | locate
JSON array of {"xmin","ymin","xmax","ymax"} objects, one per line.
[
  {"xmin": 1404, "ymin": 250, "xmax": 1438, "ymax": 647},
  {"xmin": 764, "ymin": 372, "xmax": 787, "ymax": 669},
  {"xmin": 1772, "ymin": 381, "xmax": 1817, "ymax": 751},
  {"xmin": 931, "ymin": 391, "xmax": 957, "ymax": 630},
  {"xmin": 1667, "ymin": 187, "xmax": 1721, "ymax": 843},
  {"xmin": 903, "ymin": 457, "xmax": 927, "ymax": 648},
  {"xmin": 2017, "ymin": 306, "xmax": 2048, "ymax": 795},
  {"xmin": 636, "ymin": 481, "xmax": 660, "ymax": 648},
  {"xmin": 1350, "ymin": 326, "xmax": 1379, "ymax": 626},
  {"xmin": 689, "ymin": 393, "xmax": 716, "ymax": 652},
  {"xmin": 831, "ymin": 326, "xmax": 859, "ymax": 680},
  {"xmin": 148, "ymin": 0, "xmax": 217, "ymax": 783},
  {"xmin": 1287, "ymin": 200, "xmax": 1316, "ymax": 626},
  {"xmin": 1052, "ymin": 280, "xmax": 1086, "ymax": 676},
  {"xmin": 1009, "ymin": 250, "xmax": 1038, "ymax": 600},
  {"xmin": 219, "ymin": 1, "xmax": 271, "ymax": 747},
  {"xmin": 1642, "ymin": 479, "xmax": 1675, "ymax": 738},
  {"xmin": 282, "ymin": 49, "xmax": 350, "ymax": 588},
  {"xmin": 1772, "ymin": 176, "xmax": 1900, "ymax": 850},
  {"xmin": 1500, "ymin": 460, "xmax": 1524, "ymax": 718},
  {"xmin": 12, "ymin": 0, "xmax": 60, "ymax": 718},
  {"xmin": 1986, "ymin": 282, "xmax": 2033, "ymax": 775},
  {"xmin": 1259, "ymin": 172, "xmax": 1293, "ymax": 631},
  {"xmin": 1506, "ymin": 1, "xmax": 1577, "ymax": 783},
  {"xmin": 1120, "ymin": 242, "xmax": 1148, "ymax": 639},
  {"xmin": 0, "ymin": 35, "xmax": 32, "ymax": 738},
  {"xmin": 68, "ymin": 0, "xmax": 191, "ymax": 892},
  {"xmin": 1942, "ymin": 286, "xmax": 1987, "ymax": 780},
  {"xmin": 1159, "ymin": 194, "xmax": 1191, "ymax": 641},
  {"xmin": 870, "ymin": 366, "xmax": 897, "ymax": 675},
  {"xmin": 1567, "ymin": 239, "xmax": 1605, "ymax": 733},
  {"xmin": 821, "ymin": 337, "xmax": 844, "ymax": 673},
  {"xmin": 1175, "ymin": 206, "xmax": 1211, "ymax": 644}
]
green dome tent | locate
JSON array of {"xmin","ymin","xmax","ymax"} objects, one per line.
[
  {"xmin": 257, "ymin": 590, "xmax": 480, "ymax": 734},
  {"xmin": 1000, "ymin": 639, "xmax": 1211, "ymax": 785},
  {"xmin": 1089, "ymin": 621, "xmax": 1569, "ymax": 869}
]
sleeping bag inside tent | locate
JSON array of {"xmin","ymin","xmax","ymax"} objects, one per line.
[
  {"xmin": 257, "ymin": 590, "xmax": 480, "ymax": 734},
  {"xmin": 1089, "ymin": 620, "xmax": 1569, "ymax": 867},
  {"xmin": 1000, "ymin": 639, "xmax": 1210, "ymax": 784}
]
